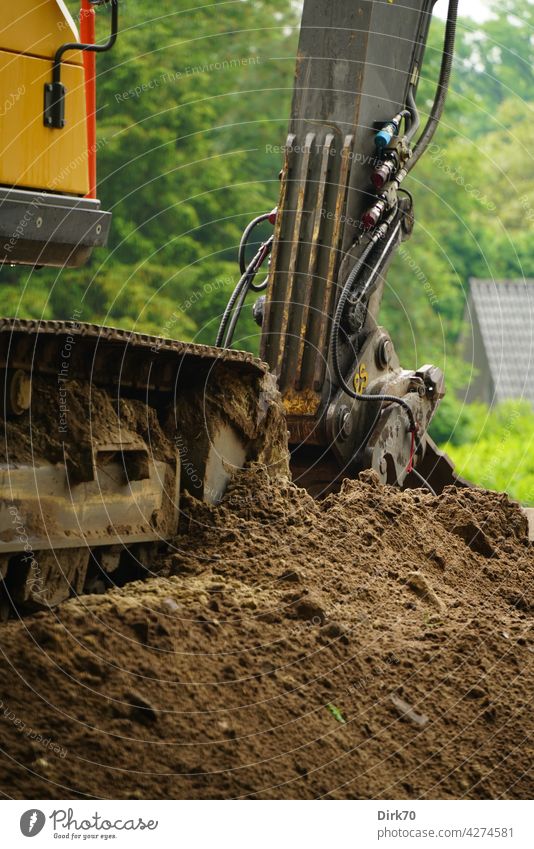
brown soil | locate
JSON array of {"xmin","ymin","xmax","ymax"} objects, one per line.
[{"xmin": 0, "ymin": 467, "xmax": 532, "ymax": 799}]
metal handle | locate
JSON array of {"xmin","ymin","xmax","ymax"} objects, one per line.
[
  {"xmin": 52, "ymin": 0, "xmax": 118, "ymax": 86},
  {"xmin": 44, "ymin": 0, "xmax": 119, "ymax": 129}
]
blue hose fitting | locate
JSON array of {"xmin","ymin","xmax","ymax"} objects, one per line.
[{"xmin": 375, "ymin": 115, "xmax": 402, "ymax": 150}]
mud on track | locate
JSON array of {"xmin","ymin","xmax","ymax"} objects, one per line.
[{"xmin": 0, "ymin": 467, "xmax": 532, "ymax": 799}]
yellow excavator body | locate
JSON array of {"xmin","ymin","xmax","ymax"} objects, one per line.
[{"xmin": 0, "ymin": 2, "xmax": 88, "ymax": 195}]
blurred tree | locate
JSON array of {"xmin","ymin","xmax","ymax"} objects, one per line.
[{"xmin": 443, "ymin": 401, "xmax": 534, "ymax": 505}]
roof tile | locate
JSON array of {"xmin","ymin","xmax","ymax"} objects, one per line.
[{"xmin": 469, "ymin": 279, "xmax": 534, "ymax": 404}]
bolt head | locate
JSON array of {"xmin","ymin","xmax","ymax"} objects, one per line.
[
  {"xmin": 337, "ymin": 406, "xmax": 353, "ymax": 441},
  {"xmin": 376, "ymin": 338, "xmax": 392, "ymax": 369}
]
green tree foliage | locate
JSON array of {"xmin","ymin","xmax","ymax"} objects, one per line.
[
  {"xmin": 443, "ymin": 401, "xmax": 534, "ymax": 505},
  {"xmin": 90, "ymin": 0, "xmax": 298, "ymax": 343}
]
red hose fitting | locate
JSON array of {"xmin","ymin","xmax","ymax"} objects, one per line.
[
  {"xmin": 361, "ymin": 199, "xmax": 386, "ymax": 230},
  {"xmin": 371, "ymin": 161, "xmax": 395, "ymax": 190}
]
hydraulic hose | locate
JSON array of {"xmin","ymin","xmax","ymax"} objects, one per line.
[
  {"xmin": 404, "ymin": 86, "xmax": 420, "ymax": 142},
  {"xmin": 216, "ymin": 236, "xmax": 273, "ymax": 348},
  {"xmin": 331, "ymin": 219, "xmax": 418, "ymax": 437},
  {"xmin": 407, "ymin": 0, "xmax": 459, "ymax": 172},
  {"xmin": 220, "ymin": 277, "xmax": 251, "ymax": 349},
  {"xmin": 215, "ymin": 272, "xmax": 248, "ymax": 348},
  {"xmin": 349, "ymin": 220, "xmax": 403, "ymax": 312},
  {"xmin": 410, "ymin": 467, "xmax": 437, "ymax": 496},
  {"xmin": 238, "ymin": 212, "xmax": 272, "ymax": 275}
]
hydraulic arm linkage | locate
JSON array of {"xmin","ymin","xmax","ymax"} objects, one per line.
[{"xmin": 219, "ymin": 0, "xmax": 461, "ymax": 495}]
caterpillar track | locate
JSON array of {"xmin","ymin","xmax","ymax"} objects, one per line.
[{"xmin": 0, "ymin": 319, "xmax": 289, "ymax": 616}]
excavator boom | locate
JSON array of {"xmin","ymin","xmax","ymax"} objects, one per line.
[{"xmin": 257, "ymin": 0, "xmax": 459, "ymax": 493}]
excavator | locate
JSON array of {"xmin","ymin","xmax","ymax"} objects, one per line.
[{"xmin": 0, "ymin": 0, "xmax": 461, "ymax": 615}]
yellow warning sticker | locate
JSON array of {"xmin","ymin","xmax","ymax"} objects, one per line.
[{"xmin": 354, "ymin": 363, "xmax": 368, "ymax": 394}]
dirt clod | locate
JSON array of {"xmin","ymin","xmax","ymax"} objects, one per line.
[
  {"xmin": 291, "ymin": 597, "xmax": 326, "ymax": 624},
  {"xmin": 405, "ymin": 571, "xmax": 446, "ymax": 611},
  {"xmin": 126, "ymin": 691, "xmax": 159, "ymax": 725},
  {"xmin": 389, "ymin": 693, "xmax": 429, "ymax": 727}
]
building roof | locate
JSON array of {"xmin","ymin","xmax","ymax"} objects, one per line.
[{"xmin": 469, "ymin": 279, "xmax": 534, "ymax": 405}]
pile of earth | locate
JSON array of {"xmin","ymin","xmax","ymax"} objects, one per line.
[{"xmin": 0, "ymin": 467, "xmax": 532, "ymax": 799}]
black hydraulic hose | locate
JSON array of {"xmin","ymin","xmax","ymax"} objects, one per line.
[
  {"xmin": 331, "ymin": 221, "xmax": 418, "ymax": 437},
  {"xmin": 404, "ymin": 86, "xmax": 420, "ymax": 142},
  {"xmin": 410, "ymin": 467, "xmax": 437, "ymax": 496},
  {"xmin": 238, "ymin": 212, "xmax": 272, "ymax": 274},
  {"xmin": 216, "ymin": 236, "xmax": 273, "ymax": 348},
  {"xmin": 333, "ymin": 237, "xmax": 377, "ymax": 348},
  {"xmin": 407, "ymin": 0, "xmax": 459, "ymax": 172},
  {"xmin": 215, "ymin": 269, "xmax": 250, "ymax": 348},
  {"xmin": 221, "ymin": 277, "xmax": 250, "ymax": 349},
  {"xmin": 351, "ymin": 220, "xmax": 402, "ymax": 310},
  {"xmin": 215, "ymin": 275, "xmax": 245, "ymax": 348},
  {"xmin": 221, "ymin": 261, "xmax": 269, "ymax": 348}
]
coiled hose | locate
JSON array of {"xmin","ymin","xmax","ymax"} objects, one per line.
[{"xmin": 238, "ymin": 212, "xmax": 272, "ymax": 274}]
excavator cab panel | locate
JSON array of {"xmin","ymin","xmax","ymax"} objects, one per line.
[{"xmin": 0, "ymin": 1, "xmax": 112, "ymax": 268}]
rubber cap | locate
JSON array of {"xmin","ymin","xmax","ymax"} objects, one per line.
[
  {"xmin": 375, "ymin": 129, "xmax": 393, "ymax": 149},
  {"xmin": 371, "ymin": 165, "xmax": 389, "ymax": 189},
  {"xmin": 361, "ymin": 209, "xmax": 380, "ymax": 229}
]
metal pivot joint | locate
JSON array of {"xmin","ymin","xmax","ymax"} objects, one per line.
[{"xmin": 44, "ymin": 0, "xmax": 119, "ymax": 129}]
